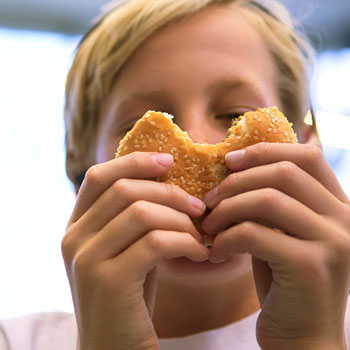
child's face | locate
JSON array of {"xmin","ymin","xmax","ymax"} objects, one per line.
[{"xmin": 96, "ymin": 6, "xmax": 281, "ymax": 286}]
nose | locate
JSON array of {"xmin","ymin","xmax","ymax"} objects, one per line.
[{"xmin": 175, "ymin": 109, "xmax": 226, "ymax": 144}]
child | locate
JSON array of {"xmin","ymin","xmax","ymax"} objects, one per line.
[{"xmin": 1, "ymin": 0, "xmax": 349, "ymax": 349}]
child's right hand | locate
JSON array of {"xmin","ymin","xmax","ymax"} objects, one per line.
[{"xmin": 62, "ymin": 152, "xmax": 208, "ymax": 350}]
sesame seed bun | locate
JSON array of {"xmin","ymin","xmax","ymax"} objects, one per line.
[{"xmin": 116, "ymin": 107, "xmax": 297, "ymax": 247}]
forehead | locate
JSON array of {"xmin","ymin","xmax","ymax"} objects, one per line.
[{"xmin": 114, "ymin": 5, "xmax": 277, "ymax": 92}]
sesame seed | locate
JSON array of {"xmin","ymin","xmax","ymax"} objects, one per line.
[
  {"xmin": 134, "ymin": 139, "xmax": 138, "ymax": 145},
  {"xmin": 158, "ymin": 146, "xmax": 162, "ymax": 152},
  {"xmin": 140, "ymin": 135, "xmax": 144, "ymax": 139},
  {"xmin": 185, "ymin": 160, "xmax": 191, "ymax": 165},
  {"xmin": 225, "ymin": 142, "xmax": 231, "ymax": 147},
  {"xmin": 273, "ymin": 129, "xmax": 277, "ymax": 134},
  {"xmin": 164, "ymin": 138, "xmax": 168, "ymax": 143},
  {"xmin": 254, "ymin": 130, "xmax": 259, "ymax": 135},
  {"xmin": 267, "ymin": 128, "xmax": 272, "ymax": 133},
  {"xmin": 142, "ymin": 145, "xmax": 146, "ymax": 149},
  {"xmin": 284, "ymin": 131, "xmax": 289, "ymax": 136},
  {"xmin": 123, "ymin": 146, "xmax": 128, "ymax": 151},
  {"xmin": 167, "ymin": 131, "xmax": 172, "ymax": 136},
  {"xmin": 192, "ymin": 158, "xmax": 196, "ymax": 162},
  {"xmin": 150, "ymin": 120, "xmax": 156, "ymax": 126},
  {"xmin": 254, "ymin": 114, "xmax": 258, "ymax": 120},
  {"xmin": 146, "ymin": 134, "xmax": 150, "ymax": 139},
  {"xmin": 270, "ymin": 123, "xmax": 275, "ymax": 128},
  {"xmin": 253, "ymin": 136, "xmax": 259, "ymax": 140},
  {"xmin": 183, "ymin": 154, "xmax": 189, "ymax": 159},
  {"xmin": 134, "ymin": 145, "xmax": 141, "ymax": 149},
  {"xmin": 147, "ymin": 139, "xmax": 152, "ymax": 144},
  {"xmin": 197, "ymin": 188, "xmax": 202, "ymax": 193},
  {"xmin": 180, "ymin": 145, "xmax": 185, "ymax": 149},
  {"xmin": 237, "ymin": 136, "xmax": 241, "ymax": 139},
  {"xmin": 190, "ymin": 186, "xmax": 195, "ymax": 191}
]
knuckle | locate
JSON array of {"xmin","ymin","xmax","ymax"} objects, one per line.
[
  {"xmin": 327, "ymin": 232, "xmax": 350, "ymax": 268},
  {"xmin": 215, "ymin": 197, "xmax": 230, "ymax": 213},
  {"xmin": 233, "ymin": 222, "xmax": 259, "ymax": 250},
  {"xmin": 61, "ymin": 227, "xmax": 77, "ymax": 263},
  {"xmin": 304, "ymin": 144, "xmax": 323, "ymax": 164},
  {"xmin": 113, "ymin": 179, "xmax": 133, "ymax": 201},
  {"xmin": 84, "ymin": 164, "xmax": 103, "ymax": 185},
  {"xmin": 275, "ymin": 161, "xmax": 298, "ymax": 181},
  {"xmin": 130, "ymin": 200, "xmax": 152, "ymax": 226},
  {"xmin": 144, "ymin": 230, "xmax": 168, "ymax": 251},
  {"xmin": 247, "ymin": 142, "xmax": 273, "ymax": 161},
  {"xmin": 226, "ymin": 171, "xmax": 239, "ymax": 186},
  {"xmin": 258, "ymin": 188, "xmax": 281, "ymax": 209},
  {"xmin": 237, "ymin": 221, "xmax": 258, "ymax": 239},
  {"xmin": 163, "ymin": 182, "xmax": 179, "ymax": 199},
  {"xmin": 127, "ymin": 151, "xmax": 144, "ymax": 169},
  {"xmin": 71, "ymin": 248, "xmax": 91, "ymax": 274}
]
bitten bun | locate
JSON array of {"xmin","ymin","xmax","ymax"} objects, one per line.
[{"xmin": 116, "ymin": 107, "xmax": 297, "ymax": 246}]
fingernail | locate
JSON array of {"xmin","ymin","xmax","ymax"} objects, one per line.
[
  {"xmin": 189, "ymin": 195, "xmax": 205, "ymax": 212},
  {"xmin": 152, "ymin": 153, "xmax": 173, "ymax": 167},
  {"xmin": 201, "ymin": 215, "xmax": 213, "ymax": 234},
  {"xmin": 203, "ymin": 187, "xmax": 218, "ymax": 203},
  {"xmin": 225, "ymin": 150, "xmax": 246, "ymax": 166}
]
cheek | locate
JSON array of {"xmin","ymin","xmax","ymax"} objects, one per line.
[{"xmin": 95, "ymin": 136, "xmax": 118, "ymax": 163}]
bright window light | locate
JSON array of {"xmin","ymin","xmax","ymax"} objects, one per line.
[{"xmin": 0, "ymin": 29, "xmax": 79, "ymax": 318}]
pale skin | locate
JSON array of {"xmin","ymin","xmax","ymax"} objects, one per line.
[{"xmin": 62, "ymin": 5, "xmax": 350, "ymax": 350}]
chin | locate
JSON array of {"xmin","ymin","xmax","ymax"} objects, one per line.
[{"xmin": 157, "ymin": 253, "xmax": 253, "ymax": 286}]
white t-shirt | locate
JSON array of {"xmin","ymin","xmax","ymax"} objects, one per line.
[{"xmin": 1, "ymin": 297, "xmax": 349, "ymax": 350}]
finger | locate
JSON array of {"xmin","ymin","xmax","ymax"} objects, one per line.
[
  {"xmin": 204, "ymin": 161, "xmax": 340, "ymax": 215},
  {"xmin": 224, "ymin": 143, "xmax": 349, "ymax": 204},
  {"xmin": 209, "ymin": 221, "xmax": 304, "ymax": 265},
  {"xmin": 143, "ymin": 268, "xmax": 158, "ymax": 316},
  {"xmin": 113, "ymin": 230, "xmax": 209, "ymax": 283},
  {"xmin": 252, "ymin": 257, "xmax": 272, "ymax": 306},
  {"xmin": 69, "ymin": 152, "xmax": 174, "ymax": 224},
  {"xmin": 76, "ymin": 201, "xmax": 204, "ymax": 261},
  {"xmin": 202, "ymin": 188, "xmax": 326, "ymax": 240},
  {"xmin": 76, "ymin": 179, "xmax": 205, "ymax": 233}
]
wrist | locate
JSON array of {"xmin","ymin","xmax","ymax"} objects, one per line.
[{"xmin": 260, "ymin": 337, "xmax": 346, "ymax": 350}]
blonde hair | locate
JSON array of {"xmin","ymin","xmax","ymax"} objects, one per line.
[{"xmin": 64, "ymin": 0, "xmax": 314, "ymax": 186}]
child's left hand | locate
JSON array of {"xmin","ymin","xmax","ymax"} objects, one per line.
[{"xmin": 202, "ymin": 142, "xmax": 350, "ymax": 350}]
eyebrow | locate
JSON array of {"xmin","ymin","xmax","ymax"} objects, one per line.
[{"xmin": 207, "ymin": 78, "xmax": 263, "ymax": 98}]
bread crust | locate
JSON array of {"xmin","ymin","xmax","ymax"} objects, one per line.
[{"xmin": 116, "ymin": 107, "xmax": 297, "ymax": 246}]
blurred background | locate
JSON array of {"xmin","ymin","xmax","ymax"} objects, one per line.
[{"xmin": 0, "ymin": 0, "xmax": 349, "ymax": 318}]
